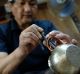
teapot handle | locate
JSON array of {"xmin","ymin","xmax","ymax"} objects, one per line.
[
  {"xmin": 46, "ymin": 37, "xmax": 63, "ymax": 51},
  {"xmin": 41, "ymin": 32, "xmax": 64, "ymax": 51}
]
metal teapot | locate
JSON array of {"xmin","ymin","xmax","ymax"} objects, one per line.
[{"xmin": 47, "ymin": 38, "xmax": 80, "ymax": 74}]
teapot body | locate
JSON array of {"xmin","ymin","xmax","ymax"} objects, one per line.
[{"xmin": 48, "ymin": 44, "xmax": 80, "ymax": 74}]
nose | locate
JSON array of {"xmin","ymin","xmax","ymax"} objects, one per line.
[{"xmin": 24, "ymin": 3, "xmax": 31, "ymax": 12}]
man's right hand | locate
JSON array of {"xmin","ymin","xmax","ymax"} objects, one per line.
[{"xmin": 19, "ymin": 24, "xmax": 43, "ymax": 54}]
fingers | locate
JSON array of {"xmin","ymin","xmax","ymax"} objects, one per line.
[
  {"xmin": 71, "ymin": 39, "xmax": 78, "ymax": 45},
  {"xmin": 19, "ymin": 32, "xmax": 40, "ymax": 49},
  {"xmin": 19, "ymin": 24, "xmax": 44, "ymax": 51},
  {"xmin": 24, "ymin": 32, "xmax": 39, "ymax": 47},
  {"xmin": 46, "ymin": 30, "xmax": 72, "ymax": 44},
  {"xmin": 32, "ymin": 24, "xmax": 43, "ymax": 33},
  {"xmin": 46, "ymin": 30, "xmax": 61, "ymax": 38},
  {"xmin": 24, "ymin": 24, "xmax": 43, "ymax": 33},
  {"xmin": 22, "ymin": 32, "xmax": 39, "ymax": 43},
  {"xmin": 23, "ymin": 24, "xmax": 43, "ymax": 39},
  {"xmin": 55, "ymin": 33, "xmax": 71, "ymax": 44}
]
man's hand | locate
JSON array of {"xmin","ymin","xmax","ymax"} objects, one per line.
[
  {"xmin": 43, "ymin": 30, "xmax": 78, "ymax": 50},
  {"xmin": 19, "ymin": 24, "xmax": 43, "ymax": 54}
]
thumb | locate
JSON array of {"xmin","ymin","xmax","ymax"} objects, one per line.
[{"xmin": 71, "ymin": 39, "xmax": 78, "ymax": 45}]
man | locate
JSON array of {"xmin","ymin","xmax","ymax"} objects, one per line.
[{"xmin": 0, "ymin": 0, "xmax": 77, "ymax": 74}]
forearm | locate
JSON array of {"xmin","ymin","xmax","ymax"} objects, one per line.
[{"xmin": 0, "ymin": 47, "xmax": 28, "ymax": 74}]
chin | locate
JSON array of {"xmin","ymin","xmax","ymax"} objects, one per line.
[
  {"xmin": 20, "ymin": 21, "xmax": 32, "ymax": 30},
  {"xmin": 22, "ymin": 18, "xmax": 33, "ymax": 24}
]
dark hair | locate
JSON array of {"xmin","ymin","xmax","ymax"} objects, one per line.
[{"xmin": 0, "ymin": 6, "xmax": 6, "ymax": 20}]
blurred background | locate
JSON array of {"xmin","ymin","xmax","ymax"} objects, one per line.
[
  {"xmin": 0, "ymin": 0, "xmax": 80, "ymax": 45},
  {"xmin": 37, "ymin": 0, "xmax": 80, "ymax": 46}
]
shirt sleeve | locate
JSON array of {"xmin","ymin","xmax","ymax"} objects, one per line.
[{"xmin": 0, "ymin": 28, "xmax": 8, "ymax": 53}]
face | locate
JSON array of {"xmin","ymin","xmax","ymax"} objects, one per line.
[{"xmin": 10, "ymin": 0, "xmax": 38, "ymax": 29}]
